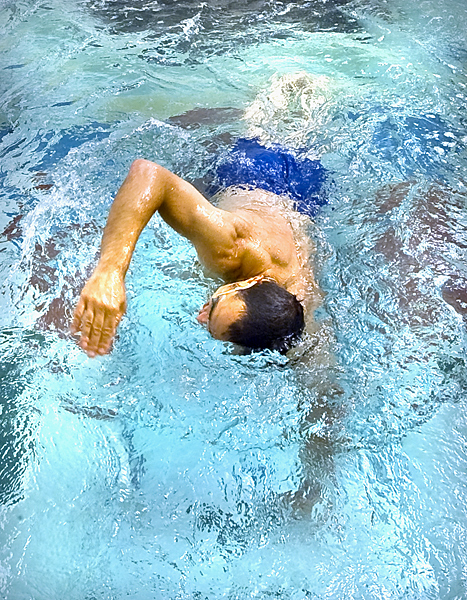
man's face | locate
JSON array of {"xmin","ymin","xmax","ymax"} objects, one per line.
[
  {"xmin": 197, "ymin": 284, "xmax": 247, "ymax": 340},
  {"xmin": 197, "ymin": 276, "xmax": 266, "ymax": 340}
]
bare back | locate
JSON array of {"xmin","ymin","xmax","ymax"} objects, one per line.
[
  {"xmin": 213, "ymin": 187, "xmax": 322, "ymax": 312},
  {"xmin": 72, "ymin": 160, "xmax": 323, "ymax": 358}
]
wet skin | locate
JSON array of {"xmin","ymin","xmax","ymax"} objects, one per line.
[
  {"xmin": 196, "ymin": 290, "xmax": 246, "ymax": 341},
  {"xmin": 71, "ymin": 159, "xmax": 311, "ymax": 357}
]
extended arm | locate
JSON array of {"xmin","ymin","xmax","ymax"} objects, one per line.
[{"xmin": 71, "ymin": 159, "xmax": 240, "ymax": 357}]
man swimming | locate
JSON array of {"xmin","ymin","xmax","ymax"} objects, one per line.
[{"xmin": 71, "ymin": 158, "xmax": 322, "ymax": 357}]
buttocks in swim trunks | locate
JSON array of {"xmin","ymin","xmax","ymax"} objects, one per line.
[{"xmin": 212, "ymin": 138, "xmax": 327, "ymax": 217}]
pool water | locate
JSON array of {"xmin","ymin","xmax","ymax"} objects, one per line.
[{"xmin": 1, "ymin": 0, "xmax": 467, "ymax": 598}]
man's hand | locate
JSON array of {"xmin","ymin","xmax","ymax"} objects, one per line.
[
  {"xmin": 69, "ymin": 158, "xmax": 240, "ymax": 359},
  {"xmin": 71, "ymin": 269, "xmax": 126, "ymax": 357}
]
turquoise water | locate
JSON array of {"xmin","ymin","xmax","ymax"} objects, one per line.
[{"xmin": 1, "ymin": 1, "xmax": 467, "ymax": 598}]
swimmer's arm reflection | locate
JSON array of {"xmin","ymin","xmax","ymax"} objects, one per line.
[{"xmin": 71, "ymin": 159, "xmax": 241, "ymax": 357}]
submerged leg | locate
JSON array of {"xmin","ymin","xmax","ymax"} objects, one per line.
[{"xmin": 442, "ymin": 278, "xmax": 467, "ymax": 318}]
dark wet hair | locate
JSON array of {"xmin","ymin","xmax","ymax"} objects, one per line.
[{"xmin": 227, "ymin": 280, "xmax": 305, "ymax": 354}]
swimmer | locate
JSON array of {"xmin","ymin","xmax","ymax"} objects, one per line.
[{"xmin": 71, "ymin": 159, "xmax": 323, "ymax": 357}]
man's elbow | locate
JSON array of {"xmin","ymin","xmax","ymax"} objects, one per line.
[{"xmin": 129, "ymin": 158, "xmax": 160, "ymax": 179}]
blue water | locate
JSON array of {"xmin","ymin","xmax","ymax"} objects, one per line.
[{"xmin": 1, "ymin": 1, "xmax": 467, "ymax": 598}]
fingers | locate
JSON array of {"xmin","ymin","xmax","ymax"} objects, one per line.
[
  {"xmin": 96, "ymin": 313, "xmax": 118, "ymax": 356},
  {"xmin": 86, "ymin": 309, "xmax": 105, "ymax": 357},
  {"xmin": 78, "ymin": 305, "xmax": 99, "ymax": 356},
  {"xmin": 70, "ymin": 297, "xmax": 85, "ymax": 334},
  {"xmin": 71, "ymin": 299, "xmax": 121, "ymax": 358},
  {"xmin": 70, "ymin": 273, "xmax": 126, "ymax": 358}
]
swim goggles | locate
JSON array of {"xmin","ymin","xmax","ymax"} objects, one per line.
[
  {"xmin": 208, "ymin": 274, "xmax": 274, "ymax": 320},
  {"xmin": 211, "ymin": 274, "xmax": 273, "ymax": 301}
]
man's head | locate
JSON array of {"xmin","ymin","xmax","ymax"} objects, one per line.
[{"xmin": 197, "ymin": 276, "xmax": 305, "ymax": 353}]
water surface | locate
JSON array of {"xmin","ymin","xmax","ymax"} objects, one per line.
[{"xmin": 1, "ymin": 0, "xmax": 467, "ymax": 598}]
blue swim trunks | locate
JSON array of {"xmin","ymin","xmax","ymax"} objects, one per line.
[{"xmin": 213, "ymin": 138, "xmax": 327, "ymax": 217}]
